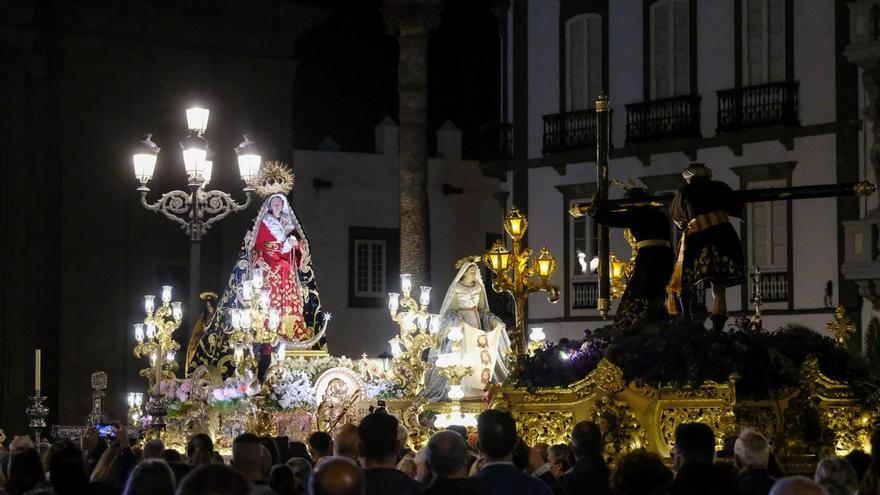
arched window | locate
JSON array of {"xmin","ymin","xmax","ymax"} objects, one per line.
[{"xmin": 565, "ymin": 13, "xmax": 603, "ymax": 111}]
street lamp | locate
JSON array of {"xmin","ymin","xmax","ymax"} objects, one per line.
[
  {"xmin": 483, "ymin": 207, "xmax": 560, "ymax": 373},
  {"xmin": 133, "ymin": 106, "xmax": 259, "ymax": 342}
]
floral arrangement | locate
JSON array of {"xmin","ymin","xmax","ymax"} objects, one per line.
[
  {"xmin": 280, "ymin": 355, "xmax": 361, "ymax": 381},
  {"xmin": 268, "ymin": 370, "xmax": 317, "ymax": 411},
  {"xmin": 364, "ymin": 378, "xmax": 405, "ymax": 399},
  {"xmin": 208, "ymin": 381, "xmax": 248, "ymax": 412},
  {"xmin": 515, "ymin": 321, "xmax": 878, "ymax": 404}
]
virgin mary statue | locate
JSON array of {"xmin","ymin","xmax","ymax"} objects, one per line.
[
  {"xmin": 423, "ymin": 257, "xmax": 511, "ymax": 400},
  {"xmin": 187, "ymin": 162, "xmax": 327, "ymax": 376}
]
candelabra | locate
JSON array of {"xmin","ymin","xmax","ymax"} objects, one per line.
[
  {"xmin": 87, "ymin": 371, "xmax": 108, "ymax": 425},
  {"xmin": 528, "ymin": 327, "xmax": 546, "ymax": 355},
  {"xmin": 225, "ymin": 267, "xmax": 280, "ymax": 383},
  {"xmin": 127, "ymin": 393, "xmax": 144, "ymax": 426},
  {"xmin": 132, "ymin": 106, "xmax": 260, "ymax": 330},
  {"xmin": 484, "ymin": 208, "xmax": 560, "ymax": 372},
  {"xmin": 26, "ymin": 396, "xmax": 49, "ymax": 443},
  {"xmin": 387, "ymin": 275, "xmax": 440, "ymax": 398},
  {"xmin": 133, "ymin": 285, "xmax": 183, "ymax": 394}
]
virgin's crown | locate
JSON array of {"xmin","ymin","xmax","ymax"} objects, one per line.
[{"xmin": 254, "ymin": 161, "xmax": 295, "ymax": 198}]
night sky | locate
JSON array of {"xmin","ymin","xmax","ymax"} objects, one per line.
[{"xmin": 292, "ymin": 0, "xmax": 502, "ymax": 157}]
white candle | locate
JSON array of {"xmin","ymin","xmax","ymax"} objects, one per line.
[{"xmin": 35, "ymin": 349, "xmax": 41, "ymax": 396}]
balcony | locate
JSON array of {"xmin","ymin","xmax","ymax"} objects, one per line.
[
  {"xmin": 625, "ymin": 95, "xmax": 701, "ymax": 144},
  {"xmin": 479, "ymin": 122, "xmax": 513, "ymax": 162},
  {"xmin": 571, "ymin": 280, "xmax": 598, "ymax": 310},
  {"xmin": 750, "ymin": 270, "xmax": 789, "ymax": 304},
  {"xmin": 717, "ymin": 81, "xmax": 799, "ymax": 133},
  {"xmin": 542, "ymin": 109, "xmax": 599, "ymax": 155}
]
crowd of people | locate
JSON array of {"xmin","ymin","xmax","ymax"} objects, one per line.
[{"xmin": 0, "ymin": 409, "xmax": 877, "ymax": 495}]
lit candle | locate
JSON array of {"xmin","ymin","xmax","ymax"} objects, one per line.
[{"xmin": 35, "ymin": 349, "xmax": 41, "ymax": 396}]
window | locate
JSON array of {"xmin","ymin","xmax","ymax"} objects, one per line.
[
  {"xmin": 743, "ymin": 0, "xmax": 785, "ymax": 85},
  {"xmin": 650, "ymin": 0, "xmax": 690, "ymax": 99},
  {"xmin": 570, "ymin": 199, "xmax": 599, "ymax": 311},
  {"xmin": 348, "ymin": 227, "xmax": 399, "ymax": 308},
  {"xmin": 566, "ymin": 13, "xmax": 603, "ymax": 111},
  {"xmin": 354, "ymin": 240, "xmax": 386, "ymax": 297},
  {"xmin": 571, "ymin": 203, "xmax": 599, "ymax": 277},
  {"xmin": 747, "ymin": 178, "xmax": 789, "ymax": 303}
]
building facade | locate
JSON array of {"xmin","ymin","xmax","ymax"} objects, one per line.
[{"xmin": 484, "ymin": 0, "xmax": 872, "ymax": 343}]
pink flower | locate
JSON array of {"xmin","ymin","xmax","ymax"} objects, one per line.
[
  {"xmin": 213, "ymin": 389, "xmax": 225, "ymax": 401},
  {"xmin": 237, "ymin": 383, "xmax": 247, "ymax": 394},
  {"xmin": 176, "ymin": 390, "xmax": 189, "ymax": 402},
  {"xmin": 224, "ymin": 388, "xmax": 238, "ymax": 400},
  {"xmin": 179, "ymin": 381, "xmax": 192, "ymax": 393}
]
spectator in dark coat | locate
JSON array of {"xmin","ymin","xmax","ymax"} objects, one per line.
[
  {"xmin": 558, "ymin": 421, "xmax": 610, "ymax": 495},
  {"xmin": 471, "ymin": 410, "xmax": 553, "ymax": 495},
  {"xmin": 358, "ymin": 412, "xmax": 423, "ymax": 495},
  {"xmin": 423, "ymin": 431, "xmax": 480, "ymax": 495}
]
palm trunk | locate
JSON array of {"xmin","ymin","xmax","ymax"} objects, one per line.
[{"xmin": 383, "ymin": 0, "xmax": 442, "ymax": 288}]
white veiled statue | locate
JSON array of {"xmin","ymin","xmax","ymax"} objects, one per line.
[{"xmin": 423, "ymin": 257, "xmax": 511, "ymax": 400}]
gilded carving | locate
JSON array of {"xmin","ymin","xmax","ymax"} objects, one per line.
[{"xmin": 512, "ymin": 410, "xmax": 574, "ymax": 446}]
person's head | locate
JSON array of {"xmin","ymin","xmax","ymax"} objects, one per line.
[
  {"xmin": 733, "ymin": 430, "xmax": 770, "ymax": 471},
  {"xmin": 286, "ymin": 457, "xmax": 313, "ymax": 492},
  {"xmin": 682, "ymin": 162, "xmax": 712, "ymax": 184},
  {"xmin": 175, "ymin": 463, "xmax": 251, "ymax": 495},
  {"xmin": 5, "ymin": 448, "xmax": 45, "ymax": 495},
  {"xmin": 673, "ymin": 423, "xmax": 716, "ymax": 468},
  {"xmin": 397, "ymin": 424, "xmax": 410, "ymax": 452},
  {"xmin": 461, "ymin": 264, "xmax": 479, "ymax": 285},
  {"xmin": 91, "ymin": 443, "xmax": 125, "ymax": 488},
  {"xmin": 334, "ymin": 424, "xmax": 360, "ymax": 460},
  {"xmin": 270, "ymin": 196, "xmax": 285, "ymax": 218},
  {"xmin": 46, "ymin": 439, "xmax": 88, "ymax": 494},
  {"xmin": 288, "ymin": 441, "xmax": 310, "ymax": 463},
  {"xmin": 309, "ymin": 457, "xmax": 364, "ymax": 495},
  {"xmin": 512, "ymin": 437, "xmax": 531, "ymax": 471},
  {"xmin": 357, "ymin": 412, "xmax": 400, "ymax": 465},
  {"xmin": 259, "ymin": 436, "xmax": 281, "ymax": 467},
  {"xmin": 445, "ymin": 426, "xmax": 468, "ymax": 442},
  {"xmin": 548, "ymin": 444, "xmax": 574, "ymax": 477},
  {"xmin": 143, "ymin": 439, "xmax": 166, "ymax": 460},
  {"xmin": 769, "ymin": 476, "xmax": 829, "ymax": 495},
  {"xmin": 477, "ymin": 409, "xmax": 518, "ymax": 462},
  {"xmin": 843, "ymin": 450, "xmax": 871, "ymax": 482},
  {"xmin": 814, "ymin": 457, "xmax": 857, "ymax": 495},
  {"xmin": 309, "ymin": 431, "xmax": 333, "ymax": 460},
  {"xmin": 530, "ymin": 443, "xmax": 549, "ymax": 467},
  {"xmin": 231, "ymin": 433, "xmax": 269, "ymax": 482},
  {"xmin": 570, "ymin": 421, "xmax": 603, "ymax": 460},
  {"xmin": 187, "ymin": 434, "xmax": 215, "ymax": 467},
  {"xmin": 268, "ymin": 464, "xmax": 297, "ymax": 495},
  {"xmin": 611, "ymin": 449, "xmax": 673, "ymax": 495},
  {"xmin": 123, "ymin": 458, "xmax": 176, "ymax": 495},
  {"xmin": 162, "ymin": 449, "xmax": 184, "ymax": 464},
  {"xmin": 425, "ymin": 431, "xmax": 469, "ymax": 479}
]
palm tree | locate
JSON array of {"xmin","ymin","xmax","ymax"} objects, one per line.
[{"xmin": 382, "ymin": 0, "xmax": 443, "ymax": 287}]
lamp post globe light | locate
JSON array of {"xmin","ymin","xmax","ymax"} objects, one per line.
[{"xmin": 132, "ymin": 106, "xmax": 260, "ymax": 344}]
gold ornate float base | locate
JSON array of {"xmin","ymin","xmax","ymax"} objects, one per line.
[{"xmin": 491, "ymin": 357, "xmax": 876, "ymax": 474}]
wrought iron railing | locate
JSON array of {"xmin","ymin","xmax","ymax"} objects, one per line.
[
  {"xmin": 716, "ymin": 81, "xmax": 799, "ymax": 132},
  {"xmin": 751, "ymin": 270, "xmax": 789, "ymax": 303},
  {"xmin": 572, "ymin": 280, "xmax": 599, "ymax": 310},
  {"xmin": 479, "ymin": 122, "xmax": 514, "ymax": 162},
  {"xmin": 625, "ymin": 95, "xmax": 701, "ymax": 143},
  {"xmin": 542, "ymin": 109, "xmax": 600, "ymax": 155}
]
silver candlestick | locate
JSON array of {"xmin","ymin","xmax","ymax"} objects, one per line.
[{"xmin": 26, "ymin": 396, "xmax": 49, "ymax": 443}]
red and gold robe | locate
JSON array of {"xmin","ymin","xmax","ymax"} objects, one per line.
[{"xmin": 253, "ymin": 220, "xmax": 310, "ymax": 341}]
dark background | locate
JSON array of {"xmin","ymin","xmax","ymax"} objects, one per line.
[{"xmin": 0, "ymin": 0, "xmax": 501, "ymax": 436}]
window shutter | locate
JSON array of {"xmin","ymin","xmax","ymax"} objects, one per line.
[
  {"xmin": 586, "ymin": 15, "xmax": 603, "ymax": 105},
  {"xmin": 652, "ymin": 3, "xmax": 670, "ymax": 99},
  {"xmin": 768, "ymin": 0, "xmax": 785, "ymax": 81},
  {"xmin": 567, "ymin": 17, "xmax": 588, "ymax": 111},
  {"xmin": 672, "ymin": 0, "xmax": 689, "ymax": 95},
  {"xmin": 746, "ymin": 0, "xmax": 765, "ymax": 84}
]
